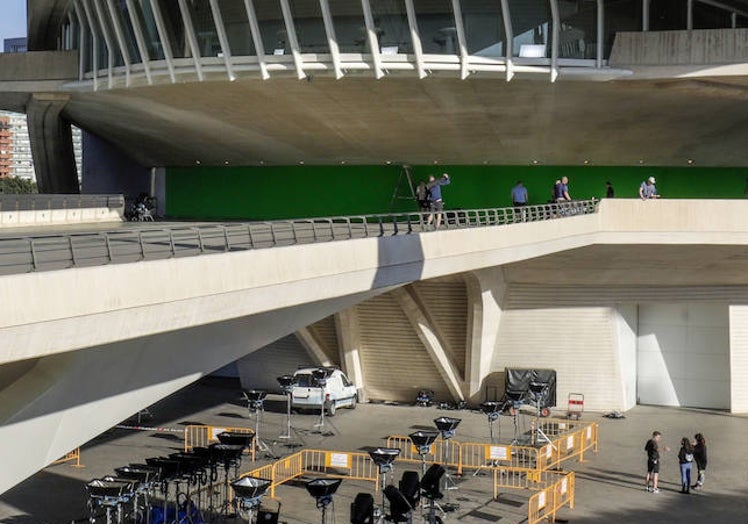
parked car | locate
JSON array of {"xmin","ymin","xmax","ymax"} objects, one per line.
[{"xmin": 291, "ymin": 367, "xmax": 357, "ymax": 416}]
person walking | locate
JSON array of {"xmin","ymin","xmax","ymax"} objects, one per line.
[
  {"xmin": 645, "ymin": 431, "xmax": 668, "ymax": 493},
  {"xmin": 554, "ymin": 176, "xmax": 571, "ymax": 202},
  {"xmin": 692, "ymin": 433, "xmax": 707, "ymax": 490},
  {"xmin": 426, "ymin": 173, "xmax": 450, "ymax": 229},
  {"xmin": 678, "ymin": 437, "xmax": 695, "ymax": 494},
  {"xmin": 511, "ymin": 180, "xmax": 529, "ymax": 221},
  {"xmin": 639, "ymin": 176, "xmax": 661, "ymax": 200}
]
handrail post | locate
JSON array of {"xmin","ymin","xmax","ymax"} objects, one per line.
[
  {"xmin": 246, "ymin": 224, "xmax": 254, "ymax": 248},
  {"xmin": 223, "ymin": 226, "xmax": 232, "ymax": 251},
  {"xmin": 68, "ymin": 237, "xmax": 76, "ymax": 267},
  {"xmin": 392, "ymin": 216, "xmax": 398, "ymax": 235},
  {"xmin": 347, "ymin": 217, "xmax": 353, "ymax": 239},
  {"xmin": 378, "ymin": 217, "xmax": 384, "ymax": 237},
  {"xmin": 29, "ymin": 238, "xmax": 37, "ymax": 271},
  {"xmin": 291, "ymin": 222, "xmax": 298, "ymax": 244},
  {"xmin": 139, "ymin": 231, "xmax": 146, "ymax": 260},
  {"xmin": 269, "ymin": 223, "xmax": 277, "ymax": 246},
  {"xmin": 104, "ymin": 233, "xmax": 113, "ymax": 263},
  {"xmin": 169, "ymin": 230, "xmax": 176, "ymax": 257},
  {"xmin": 197, "ymin": 228, "xmax": 205, "ymax": 253}
]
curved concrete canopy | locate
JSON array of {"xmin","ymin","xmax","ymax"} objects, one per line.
[{"xmin": 61, "ymin": 74, "xmax": 748, "ymax": 167}]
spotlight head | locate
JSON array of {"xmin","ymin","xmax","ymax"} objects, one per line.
[
  {"xmin": 216, "ymin": 431, "xmax": 255, "ymax": 449},
  {"xmin": 409, "ymin": 431, "xmax": 439, "ymax": 455},
  {"xmin": 244, "ymin": 389, "xmax": 268, "ymax": 402},
  {"xmin": 528, "ymin": 382, "xmax": 547, "ymax": 401},
  {"xmin": 232, "ymin": 476, "xmax": 271, "ymax": 502},
  {"xmin": 481, "ymin": 402, "xmax": 501, "ymax": 421},
  {"xmin": 306, "ymin": 478, "xmax": 342, "ymax": 508},
  {"xmin": 312, "ymin": 368, "xmax": 331, "ymax": 387},
  {"xmin": 420, "ymin": 464, "xmax": 445, "ymax": 500},
  {"xmin": 368, "ymin": 447, "xmax": 401, "ymax": 472},
  {"xmin": 277, "ymin": 374, "xmax": 297, "ymax": 390},
  {"xmin": 434, "ymin": 416, "xmax": 461, "ymax": 439}
]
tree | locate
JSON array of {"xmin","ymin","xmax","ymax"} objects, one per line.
[{"xmin": 0, "ymin": 177, "xmax": 38, "ymax": 194}]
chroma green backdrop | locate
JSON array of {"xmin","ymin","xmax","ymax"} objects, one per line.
[{"xmin": 166, "ymin": 165, "xmax": 748, "ymax": 220}]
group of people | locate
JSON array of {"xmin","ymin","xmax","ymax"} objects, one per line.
[
  {"xmin": 416, "ymin": 173, "xmax": 451, "ymax": 228},
  {"xmin": 645, "ymin": 431, "xmax": 708, "ymax": 495}
]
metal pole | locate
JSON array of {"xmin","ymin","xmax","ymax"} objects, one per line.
[
  {"xmin": 596, "ymin": 0, "xmax": 604, "ymax": 68},
  {"xmin": 687, "ymin": 0, "xmax": 694, "ymax": 30},
  {"xmin": 643, "ymin": 0, "xmax": 650, "ymax": 31}
]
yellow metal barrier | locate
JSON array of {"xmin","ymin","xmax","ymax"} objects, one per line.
[
  {"xmin": 52, "ymin": 447, "xmax": 83, "ymax": 468},
  {"xmin": 184, "ymin": 424, "xmax": 256, "ymax": 460},
  {"xmin": 527, "ymin": 472, "xmax": 575, "ymax": 524},
  {"xmin": 384, "ymin": 435, "xmax": 462, "ymax": 471},
  {"xmin": 239, "ymin": 449, "xmax": 379, "ymax": 498}
]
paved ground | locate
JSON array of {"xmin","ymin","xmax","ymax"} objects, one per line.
[{"xmin": 1, "ymin": 377, "xmax": 747, "ymax": 523}]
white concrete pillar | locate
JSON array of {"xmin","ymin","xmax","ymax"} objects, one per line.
[
  {"xmin": 335, "ymin": 307, "xmax": 366, "ymax": 402},
  {"xmin": 464, "ymin": 267, "xmax": 505, "ymax": 402},
  {"xmin": 729, "ymin": 305, "xmax": 748, "ymax": 413},
  {"xmin": 296, "ymin": 327, "xmax": 334, "ymax": 367}
]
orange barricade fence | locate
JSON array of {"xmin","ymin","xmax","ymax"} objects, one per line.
[
  {"xmin": 386, "ymin": 421, "xmax": 598, "ymax": 476},
  {"xmin": 52, "ymin": 447, "xmax": 83, "ymax": 468},
  {"xmin": 527, "ymin": 472, "xmax": 575, "ymax": 524},
  {"xmin": 184, "ymin": 425, "xmax": 256, "ymax": 461}
]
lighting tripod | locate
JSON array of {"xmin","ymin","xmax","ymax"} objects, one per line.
[
  {"xmin": 276, "ymin": 375, "xmax": 297, "ymax": 441},
  {"xmin": 244, "ymin": 390, "xmax": 276, "ymax": 459}
]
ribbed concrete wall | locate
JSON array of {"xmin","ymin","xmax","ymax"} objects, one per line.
[
  {"xmin": 237, "ymin": 335, "xmax": 316, "ymax": 393},
  {"xmin": 729, "ymin": 306, "xmax": 748, "ymax": 413},
  {"xmin": 308, "ymin": 316, "xmax": 340, "ymax": 366}
]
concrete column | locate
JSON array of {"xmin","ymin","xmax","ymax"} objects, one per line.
[
  {"xmin": 335, "ymin": 307, "xmax": 366, "ymax": 402},
  {"xmin": 26, "ymin": 93, "xmax": 79, "ymax": 194},
  {"xmin": 729, "ymin": 305, "xmax": 748, "ymax": 413},
  {"xmin": 393, "ymin": 286, "xmax": 465, "ymax": 402},
  {"xmin": 296, "ymin": 327, "xmax": 334, "ymax": 367},
  {"xmin": 464, "ymin": 267, "xmax": 505, "ymax": 403}
]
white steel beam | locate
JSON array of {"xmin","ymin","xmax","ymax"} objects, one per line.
[
  {"xmin": 319, "ymin": 0, "xmax": 343, "ymax": 79},
  {"xmin": 451, "ymin": 0, "xmax": 470, "ymax": 80},
  {"xmin": 361, "ymin": 0, "xmax": 384, "ymax": 79},
  {"xmin": 125, "ymin": 0, "xmax": 153, "ymax": 84},
  {"xmin": 243, "ymin": 0, "xmax": 270, "ymax": 80},
  {"xmin": 177, "ymin": 0, "xmax": 205, "ymax": 81},
  {"xmin": 208, "ymin": 0, "xmax": 236, "ymax": 80},
  {"xmin": 500, "ymin": 0, "xmax": 513, "ymax": 81},
  {"xmin": 404, "ymin": 0, "xmax": 426, "ymax": 79},
  {"xmin": 596, "ymin": 0, "xmax": 604, "ymax": 68},
  {"xmin": 72, "ymin": 0, "xmax": 88, "ymax": 82},
  {"xmin": 697, "ymin": 0, "xmax": 748, "ymax": 20},
  {"xmin": 88, "ymin": 0, "xmax": 115, "ymax": 88},
  {"xmin": 105, "ymin": 0, "xmax": 132, "ymax": 86},
  {"xmin": 393, "ymin": 287, "xmax": 465, "ymax": 402},
  {"xmin": 79, "ymin": 0, "xmax": 100, "ymax": 90},
  {"xmin": 279, "ymin": 0, "xmax": 306, "ymax": 79},
  {"xmin": 550, "ymin": 0, "xmax": 560, "ymax": 82},
  {"xmin": 148, "ymin": 0, "xmax": 177, "ymax": 83},
  {"xmin": 643, "ymin": 0, "xmax": 650, "ymax": 31}
]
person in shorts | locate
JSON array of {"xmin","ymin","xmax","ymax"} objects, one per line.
[
  {"xmin": 645, "ymin": 431, "xmax": 669, "ymax": 493},
  {"xmin": 426, "ymin": 173, "xmax": 450, "ymax": 228}
]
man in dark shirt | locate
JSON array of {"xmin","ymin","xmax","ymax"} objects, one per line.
[
  {"xmin": 645, "ymin": 431, "xmax": 669, "ymax": 493},
  {"xmin": 605, "ymin": 181, "xmax": 615, "ymax": 198}
]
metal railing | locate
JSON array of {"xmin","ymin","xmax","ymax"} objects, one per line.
[
  {"xmin": 0, "ymin": 200, "xmax": 598, "ymax": 276},
  {"xmin": 0, "ymin": 194, "xmax": 124, "ymax": 211}
]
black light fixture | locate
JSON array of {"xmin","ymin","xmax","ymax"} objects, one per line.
[
  {"xmin": 243, "ymin": 389, "xmax": 267, "ymax": 413},
  {"xmin": 277, "ymin": 375, "xmax": 298, "ymax": 440},
  {"xmin": 433, "ymin": 417, "xmax": 461, "ymax": 501},
  {"xmin": 350, "ymin": 493, "xmax": 375, "ymax": 524},
  {"xmin": 217, "ymin": 431, "xmax": 255, "ymax": 450},
  {"xmin": 480, "ymin": 401, "xmax": 502, "ymax": 442},
  {"xmin": 409, "ymin": 431, "xmax": 439, "ymax": 475},
  {"xmin": 420, "ymin": 464, "xmax": 446, "ymax": 524},
  {"xmin": 232, "ymin": 476, "xmax": 272, "ymax": 520},
  {"xmin": 306, "ymin": 478, "xmax": 342, "ymax": 524},
  {"xmin": 383, "ymin": 486, "xmax": 413, "ymax": 523},
  {"xmin": 369, "ymin": 447, "xmax": 402, "ymax": 518},
  {"xmin": 312, "ymin": 368, "xmax": 332, "ymax": 435}
]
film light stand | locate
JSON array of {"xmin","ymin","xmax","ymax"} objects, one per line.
[
  {"xmin": 312, "ymin": 368, "xmax": 334, "ymax": 436},
  {"xmin": 409, "ymin": 430, "xmax": 439, "ymax": 476},
  {"xmin": 368, "ymin": 448, "xmax": 401, "ymax": 523},
  {"xmin": 276, "ymin": 375, "xmax": 297, "ymax": 441},
  {"xmin": 231, "ymin": 476, "xmax": 271, "ymax": 524},
  {"xmin": 306, "ymin": 479, "xmax": 342, "ymax": 524},
  {"xmin": 528, "ymin": 383, "xmax": 553, "ymax": 448},
  {"xmin": 434, "ymin": 417, "xmax": 461, "ymax": 512},
  {"xmin": 243, "ymin": 389, "xmax": 277, "ymax": 459}
]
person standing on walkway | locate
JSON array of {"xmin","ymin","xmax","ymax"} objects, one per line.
[
  {"xmin": 692, "ymin": 433, "xmax": 707, "ymax": 490},
  {"xmin": 639, "ymin": 176, "xmax": 661, "ymax": 200},
  {"xmin": 511, "ymin": 180, "xmax": 529, "ymax": 221},
  {"xmin": 645, "ymin": 431, "xmax": 668, "ymax": 493},
  {"xmin": 678, "ymin": 437, "xmax": 695, "ymax": 494},
  {"xmin": 415, "ymin": 180, "xmax": 430, "ymax": 212},
  {"xmin": 555, "ymin": 176, "xmax": 571, "ymax": 202},
  {"xmin": 426, "ymin": 173, "xmax": 450, "ymax": 229},
  {"xmin": 605, "ymin": 181, "xmax": 615, "ymax": 198}
]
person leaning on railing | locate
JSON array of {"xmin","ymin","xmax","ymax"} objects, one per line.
[{"xmin": 639, "ymin": 176, "xmax": 661, "ymax": 200}]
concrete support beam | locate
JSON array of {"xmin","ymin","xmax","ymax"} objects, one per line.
[
  {"xmin": 335, "ymin": 308, "xmax": 366, "ymax": 401},
  {"xmin": 26, "ymin": 94, "xmax": 79, "ymax": 194},
  {"xmin": 296, "ymin": 327, "xmax": 334, "ymax": 367},
  {"xmin": 464, "ymin": 267, "xmax": 505, "ymax": 402},
  {"xmin": 393, "ymin": 286, "xmax": 465, "ymax": 402}
]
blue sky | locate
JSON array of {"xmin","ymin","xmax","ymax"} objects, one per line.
[{"xmin": 0, "ymin": 0, "xmax": 27, "ymax": 50}]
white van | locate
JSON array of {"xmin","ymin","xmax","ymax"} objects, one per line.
[{"xmin": 291, "ymin": 367, "xmax": 358, "ymax": 416}]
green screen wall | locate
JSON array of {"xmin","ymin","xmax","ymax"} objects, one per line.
[{"xmin": 166, "ymin": 165, "xmax": 748, "ymax": 221}]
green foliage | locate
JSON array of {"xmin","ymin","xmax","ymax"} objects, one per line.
[{"xmin": 0, "ymin": 176, "xmax": 37, "ymax": 194}]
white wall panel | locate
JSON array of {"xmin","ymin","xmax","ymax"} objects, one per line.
[
  {"xmin": 236, "ymin": 335, "xmax": 315, "ymax": 393},
  {"xmin": 729, "ymin": 305, "xmax": 748, "ymax": 413},
  {"xmin": 637, "ymin": 303, "xmax": 729, "ymax": 409},
  {"xmin": 493, "ymin": 306, "xmax": 620, "ymax": 411}
]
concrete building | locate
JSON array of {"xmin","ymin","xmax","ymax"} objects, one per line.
[
  {"xmin": 0, "ymin": 115, "xmax": 11, "ymax": 178},
  {"xmin": 3, "ymin": 38, "xmax": 28, "ymax": 54},
  {"xmin": 2, "ymin": 0, "xmax": 748, "ymax": 495}
]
